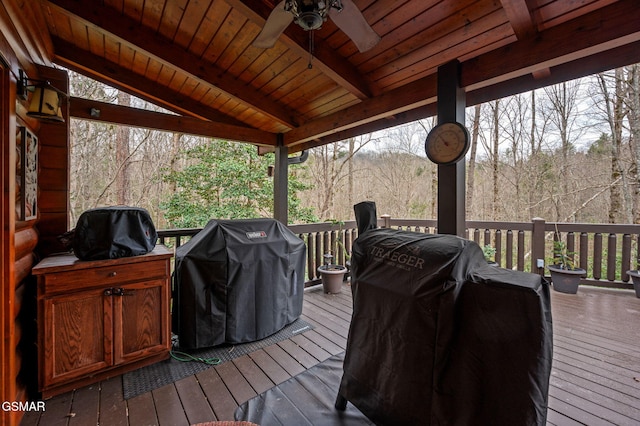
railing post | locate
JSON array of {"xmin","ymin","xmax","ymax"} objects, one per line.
[
  {"xmin": 531, "ymin": 217, "xmax": 546, "ymax": 276},
  {"xmin": 381, "ymin": 214, "xmax": 391, "ymax": 228}
]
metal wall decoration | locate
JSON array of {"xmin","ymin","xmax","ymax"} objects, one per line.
[{"xmin": 16, "ymin": 126, "xmax": 38, "ymax": 221}]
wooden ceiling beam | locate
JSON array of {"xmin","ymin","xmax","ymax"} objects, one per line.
[
  {"xmin": 463, "ymin": 0, "xmax": 640, "ymax": 91},
  {"xmin": 46, "ymin": 0, "xmax": 299, "ymax": 128},
  {"xmin": 283, "ymin": 74, "xmax": 437, "ymax": 147},
  {"xmin": 282, "ymin": 2, "xmax": 640, "ymax": 147},
  {"xmin": 292, "ymin": 104, "xmax": 438, "ymax": 153},
  {"xmin": 53, "ymin": 38, "xmax": 249, "ymax": 127},
  {"xmin": 229, "ymin": 0, "xmax": 376, "ymax": 99},
  {"xmin": 466, "ymin": 40, "xmax": 640, "ymax": 107},
  {"xmin": 74, "ymin": 37, "xmax": 640, "ymax": 152},
  {"xmin": 499, "ymin": 0, "xmax": 536, "ymax": 40},
  {"xmin": 69, "ymin": 97, "xmax": 277, "ymax": 147}
]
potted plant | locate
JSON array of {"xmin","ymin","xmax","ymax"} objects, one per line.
[
  {"xmin": 317, "ymin": 253, "xmax": 347, "ymax": 294},
  {"xmin": 482, "ymin": 244, "xmax": 498, "ymax": 266},
  {"xmin": 624, "ymin": 270, "xmax": 640, "ymax": 298},
  {"xmin": 547, "ymin": 237, "xmax": 585, "ymax": 294}
]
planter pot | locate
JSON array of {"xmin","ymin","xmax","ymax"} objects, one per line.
[
  {"xmin": 625, "ymin": 270, "xmax": 640, "ymax": 298},
  {"xmin": 318, "ymin": 265, "xmax": 347, "ymax": 294},
  {"xmin": 548, "ymin": 265, "xmax": 585, "ymax": 294}
]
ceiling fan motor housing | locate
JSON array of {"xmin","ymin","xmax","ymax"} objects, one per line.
[{"xmin": 285, "ymin": 0, "xmax": 343, "ymax": 31}]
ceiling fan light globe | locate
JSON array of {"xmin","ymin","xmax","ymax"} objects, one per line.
[{"xmin": 297, "ymin": 12, "xmax": 323, "ymax": 30}]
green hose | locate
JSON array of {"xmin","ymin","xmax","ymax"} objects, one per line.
[{"xmin": 170, "ymin": 350, "xmax": 221, "ymax": 365}]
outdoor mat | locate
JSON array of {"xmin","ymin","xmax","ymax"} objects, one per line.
[
  {"xmin": 235, "ymin": 352, "xmax": 373, "ymax": 425},
  {"xmin": 122, "ymin": 318, "xmax": 314, "ymax": 400}
]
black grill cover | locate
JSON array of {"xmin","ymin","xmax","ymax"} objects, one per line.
[
  {"xmin": 434, "ymin": 265, "xmax": 553, "ymax": 425},
  {"xmin": 72, "ymin": 206, "xmax": 157, "ymax": 260},
  {"xmin": 337, "ymin": 228, "xmax": 552, "ymax": 425},
  {"xmin": 173, "ymin": 218, "xmax": 306, "ymax": 349},
  {"xmin": 353, "ymin": 201, "xmax": 378, "ymax": 235}
]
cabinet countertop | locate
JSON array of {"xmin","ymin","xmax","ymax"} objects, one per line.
[{"xmin": 32, "ymin": 245, "xmax": 172, "ymax": 275}]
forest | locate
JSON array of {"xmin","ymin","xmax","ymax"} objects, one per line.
[{"xmin": 67, "ymin": 64, "xmax": 640, "ymax": 229}]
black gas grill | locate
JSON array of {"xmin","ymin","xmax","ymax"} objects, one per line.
[{"xmin": 172, "ymin": 218, "xmax": 306, "ymax": 349}]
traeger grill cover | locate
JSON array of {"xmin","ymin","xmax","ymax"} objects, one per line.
[
  {"xmin": 337, "ymin": 228, "xmax": 552, "ymax": 425},
  {"xmin": 173, "ymin": 218, "xmax": 306, "ymax": 349},
  {"xmin": 72, "ymin": 206, "xmax": 157, "ymax": 260},
  {"xmin": 434, "ymin": 265, "xmax": 553, "ymax": 425}
]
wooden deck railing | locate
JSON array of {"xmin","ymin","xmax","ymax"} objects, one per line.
[{"xmin": 157, "ymin": 217, "xmax": 640, "ymax": 291}]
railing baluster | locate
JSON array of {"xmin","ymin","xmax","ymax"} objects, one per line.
[
  {"xmin": 345, "ymin": 229, "xmax": 354, "ymax": 257},
  {"xmin": 593, "ymin": 233, "xmax": 602, "ymax": 280},
  {"xmin": 579, "ymin": 232, "xmax": 588, "ymax": 272},
  {"xmin": 567, "ymin": 232, "xmax": 575, "ymax": 263},
  {"xmin": 506, "ymin": 230, "xmax": 513, "ymax": 269},
  {"xmin": 607, "ymin": 233, "xmax": 617, "ymax": 281},
  {"xmin": 622, "ymin": 234, "xmax": 631, "ymax": 281},
  {"xmin": 517, "ymin": 230, "xmax": 525, "ymax": 270},
  {"xmin": 495, "ymin": 229, "xmax": 502, "ymax": 266},
  {"xmin": 307, "ymin": 233, "xmax": 315, "ymax": 281},
  {"xmin": 315, "ymin": 233, "xmax": 323, "ymax": 279}
]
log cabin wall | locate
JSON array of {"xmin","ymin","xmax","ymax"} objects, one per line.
[{"xmin": 1, "ymin": 1, "xmax": 69, "ymax": 424}]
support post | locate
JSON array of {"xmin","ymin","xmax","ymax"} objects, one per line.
[
  {"xmin": 436, "ymin": 60, "xmax": 466, "ymax": 236},
  {"xmin": 531, "ymin": 217, "xmax": 546, "ymax": 276},
  {"xmin": 273, "ymin": 134, "xmax": 288, "ymax": 224}
]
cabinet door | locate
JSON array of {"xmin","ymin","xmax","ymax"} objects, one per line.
[
  {"xmin": 113, "ymin": 278, "xmax": 170, "ymax": 364},
  {"xmin": 41, "ymin": 288, "xmax": 113, "ymax": 386}
]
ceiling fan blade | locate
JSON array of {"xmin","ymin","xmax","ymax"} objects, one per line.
[
  {"xmin": 253, "ymin": 1, "xmax": 293, "ymax": 49},
  {"xmin": 329, "ymin": 0, "xmax": 380, "ymax": 53}
]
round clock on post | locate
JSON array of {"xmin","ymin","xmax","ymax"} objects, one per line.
[{"xmin": 424, "ymin": 121, "xmax": 470, "ymax": 165}]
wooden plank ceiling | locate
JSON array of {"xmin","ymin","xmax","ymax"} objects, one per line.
[{"xmin": 32, "ymin": 0, "xmax": 640, "ymax": 151}]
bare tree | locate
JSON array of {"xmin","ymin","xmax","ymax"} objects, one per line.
[
  {"xmin": 307, "ymin": 135, "xmax": 372, "ymax": 220},
  {"xmin": 115, "ymin": 91, "xmax": 131, "ymax": 205},
  {"xmin": 542, "ymin": 81, "xmax": 583, "ymax": 221},
  {"xmin": 500, "ymin": 94, "xmax": 532, "ymax": 220},
  {"xmin": 626, "ymin": 64, "xmax": 640, "ymax": 222},
  {"xmin": 597, "ymin": 70, "xmax": 627, "ymax": 223},
  {"xmin": 466, "ymin": 104, "xmax": 481, "ymax": 217},
  {"xmin": 484, "ymin": 99, "xmax": 502, "ymax": 220}
]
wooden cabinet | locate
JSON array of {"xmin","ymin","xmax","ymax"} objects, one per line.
[{"xmin": 32, "ymin": 246, "xmax": 172, "ymax": 398}]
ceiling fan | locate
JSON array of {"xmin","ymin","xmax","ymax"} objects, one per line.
[{"xmin": 253, "ymin": 0, "xmax": 380, "ymax": 53}]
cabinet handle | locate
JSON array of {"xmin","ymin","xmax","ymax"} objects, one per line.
[
  {"xmin": 108, "ymin": 271, "xmax": 117, "ymax": 277},
  {"xmin": 104, "ymin": 288, "xmax": 112, "ymax": 296},
  {"xmin": 111, "ymin": 288, "xmax": 134, "ymax": 296}
]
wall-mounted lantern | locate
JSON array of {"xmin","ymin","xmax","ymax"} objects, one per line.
[{"xmin": 17, "ymin": 69, "xmax": 67, "ymax": 123}]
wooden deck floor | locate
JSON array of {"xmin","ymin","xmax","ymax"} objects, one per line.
[{"xmin": 21, "ymin": 283, "xmax": 640, "ymax": 426}]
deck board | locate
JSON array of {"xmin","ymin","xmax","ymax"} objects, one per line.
[
  {"xmin": 262, "ymin": 344, "xmax": 306, "ymax": 377},
  {"xmin": 174, "ymin": 375, "xmax": 216, "ymax": 425},
  {"xmin": 67, "ymin": 384, "xmax": 99, "ymax": 426},
  {"xmin": 20, "ymin": 283, "xmax": 640, "ymax": 425},
  {"xmin": 232, "ymin": 355, "xmax": 275, "ymax": 395},
  {"xmin": 125, "ymin": 392, "xmax": 158, "ymax": 426},
  {"xmin": 246, "ymin": 349, "xmax": 291, "ymax": 385},
  {"xmin": 150, "ymin": 383, "xmax": 189, "ymax": 426},
  {"xmin": 195, "ymin": 367, "xmax": 233, "ymax": 421},
  {"xmin": 35, "ymin": 388, "xmax": 72, "ymax": 426},
  {"xmin": 98, "ymin": 377, "xmax": 128, "ymax": 426},
  {"xmin": 214, "ymin": 361, "xmax": 257, "ymax": 407}
]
